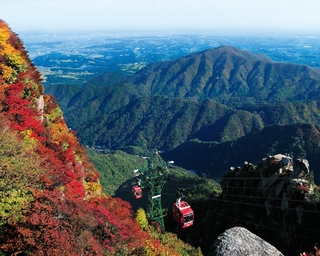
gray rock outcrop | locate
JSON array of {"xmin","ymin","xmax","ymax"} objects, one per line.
[{"xmin": 209, "ymin": 226, "xmax": 283, "ymax": 256}]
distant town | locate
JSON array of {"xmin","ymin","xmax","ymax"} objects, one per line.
[{"xmin": 20, "ymin": 32, "xmax": 320, "ymax": 85}]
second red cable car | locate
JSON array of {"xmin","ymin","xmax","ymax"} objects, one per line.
[{"xmin": 132, "ymin": 185, "xmax": 142, "ymax": 199}]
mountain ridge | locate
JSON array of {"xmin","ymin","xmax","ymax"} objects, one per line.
[{"xmin": 126, "ymin": 45, "xmax": 320, "ymax": 105}]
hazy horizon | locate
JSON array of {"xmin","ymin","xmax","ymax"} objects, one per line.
[{"xmin": 2, "ymin": 0, "xmax": 320, "ymax": 36}]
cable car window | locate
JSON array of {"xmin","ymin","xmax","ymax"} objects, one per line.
[{"xmin": 184, "ymin": 213, "xmax": 193, "ymax": 223}]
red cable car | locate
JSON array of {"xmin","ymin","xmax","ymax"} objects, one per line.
[
  {"xmin": 132, "ymin": 185, "xmax": 142, "ymax": 199},
  {"xmin": 173, "ymin": 200, "xmax": 194, "ymax": 228}
]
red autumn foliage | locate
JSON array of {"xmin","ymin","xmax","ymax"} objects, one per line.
[
  {"xmin": 64, "ymin": 180, "xmax": 86, "ymax": 199},
  {"xmin": 2, "ymin": 81, "xmax": 46, "ymax": 142},
  {"xmin": 1, "ymin": 188, "xmax": 150, "ymax": 255},
  {"xmin": 7, "ymin": 189, "xmax": 85, "ymax": 256},
  {"xmin": 0, "ymin": 19, "xmax": 151, "ymax": 255},
  {"xmin": 87, "ymin": 196, "xmax": 149, "ymax": 248},
  {"xmin": 0, "ymin": 19, "xmax": 195, "ymax": 256}
]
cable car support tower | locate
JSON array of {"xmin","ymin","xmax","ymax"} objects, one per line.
[{"xmin": 133, "ymin": 161, "xmax": 174, "ymax": 231}]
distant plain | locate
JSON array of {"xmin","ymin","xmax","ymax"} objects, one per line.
[{"xmin": 20, "ymin": 33, "xmax": 320, "ymax": 85}]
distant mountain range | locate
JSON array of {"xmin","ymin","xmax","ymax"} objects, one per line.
[{"xmin": 45, "ymin": 46, "xmax": 320, "ymax": 181}]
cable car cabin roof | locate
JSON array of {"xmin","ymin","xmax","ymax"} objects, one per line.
[
  {"xmin": 174, "ymin": 201, "xmax": 193, "ymax": 214},
  {"xmin": 132, "ymin": 185, "xmax": 142, "ymax": 192},
  {"xmin": 175, "ymin": 201, "xmax": 190, "ymax": 209}
]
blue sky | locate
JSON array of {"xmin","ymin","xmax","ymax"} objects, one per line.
[{"xmin": 1, "ymin": 0, "xmax": 320, "ymax": 34}]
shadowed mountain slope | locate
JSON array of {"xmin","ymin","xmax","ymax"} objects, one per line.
[{"xmin": 163, "ymin": 123, "xmax": 320, "ymax": 181}]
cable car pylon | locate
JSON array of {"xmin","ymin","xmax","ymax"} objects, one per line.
[{"xmin": 132, "ymin": 161, "xmax": 174, "ymax": 232}]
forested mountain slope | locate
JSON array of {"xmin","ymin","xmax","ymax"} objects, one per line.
[
  {"xmin": 76, "ymin": 98, "xmax": 320, "ymax": 152},
  {"xmin": 45, "ymin": 83, "xmax": 142, "ymax": 129},
  {"xmin": 77, "ymin": 96, "xmax": 264, "ymax": 150},
  {"xmin": 47, "ymin": 46, "xmax": 320, "ymax": 128},
  {"xmin": 46, "ymin": 45, "xmax": 320, "ymax": 182},
  {"xmin": 127, "ymin": 46, "xmax": 320, "ymax": 105}
]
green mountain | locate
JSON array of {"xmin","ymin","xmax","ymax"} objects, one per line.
[
  {"xmin": 73, "ymin": 100, "xmax": 320, "ymax": 181},
  {"xmin": 41, "ymin": 37, "xmax": 320, "ymax": 255},
  {"xmin": 127, "ymin": 46, "xmax": 320, "ymax": 105},
  {"xmin": 46, "ymin": 46, "xmax": 320, "ymax": 127},
  {"xmin": 45, "ymin": 46, "xmax": 320, "ymax": 182}
]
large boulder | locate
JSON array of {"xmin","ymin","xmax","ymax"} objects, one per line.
[{"xmin": 209, "ymin": 227, "xmax": 283, "ymax": 256}]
